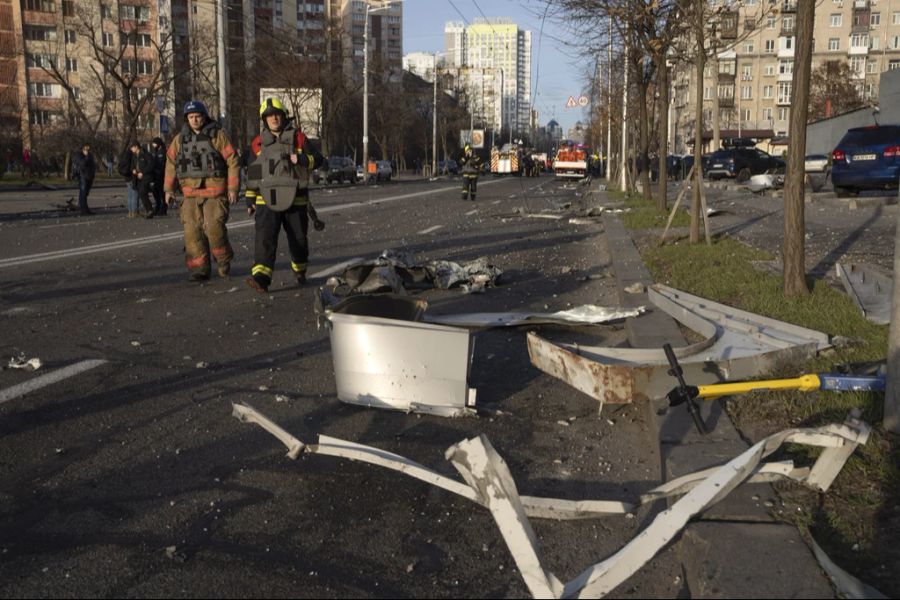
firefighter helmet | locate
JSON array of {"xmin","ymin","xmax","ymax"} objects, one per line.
[
  {"xmin": 182, "ymin": 100, "xmax": 209, "ymax": 120},
  {"xmin": 259, "ymin": 98, "xmax": 288, "ymax": 119}
]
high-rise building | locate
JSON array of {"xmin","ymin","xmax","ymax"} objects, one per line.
[
  {"xmin": 670, "ymin": 0, "xmax": 900, "ymax": 153},
  {"xmin": 403, "ymin": 51, "xmax": 437, "ymax": 82},
  {"xmin": 444, "ymin": 17, "xmax": 532, "ymax": 139}
]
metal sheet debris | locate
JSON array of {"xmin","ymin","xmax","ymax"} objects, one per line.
[
  {"xmin": 810, "ymin": 538, "xmax": 888, "ymax": 600},
  {"xmin": 836, "ymin": 262, "xmax": 892, "ymax": 325},
  {"xmin": 528, "ymin": 284, "xmax": 831, "ymax": 405},
  {"xmin": 327, "ymin": 312, "xmax": 476, "ymax": 416},
  {"xmin": 423, "ymin": 305, "xmax": 645, "ymax": 329},
  {"xmin": 234, "ymin": 404, "xmax": 869, "ymax": 599},
  {"xmin": 325, "ymin": 249, "xmax": 503, "ymax": 296},
  {"xmin": 747, "ymin": 174, "xmax": 776, "ymax": 193},
  {"xmin": 5, "ymin": 356, "xmax": 42, "ymax": 371}
]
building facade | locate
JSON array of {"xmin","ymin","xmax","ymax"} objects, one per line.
[
  {"xmin": 670, "ymin": 0, "xmax": 900, "ymax": 153},
  {"xmin": 443, "ymin": 17, "xmax": 532, "ymax": 140}
]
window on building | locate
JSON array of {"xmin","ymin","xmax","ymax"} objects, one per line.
[
  {"xmin": 850, "ymin": 34, "xmax": 869, "ymax": 47},
  {"xmin": 718, "ymin": 84, "xmax": 734, "ymax": 99},
  {"xmin": 64, "ymin": 30, "xmax": 76, "ymax": 44},
  {"xmin": 28, "ymin": 82, "xmax": 57, "ymax": 97},
  {"xmin": 30, "ymin": 110, "xmax": 60, "ymax": 125},
  {"xmin": 893, "ymin": 12, "xmax": 900, "ymax": 25},
  {"xmin": 101, "ymin": 4, "xmax": 113, "ymax": 19},
  {"xmin": 890, "ymin": 60, "xmax": 900, "ymax": 70},
  {"xmin": 779, "ymin": 107, "xmax": 789, "ymax": 121},
  {"xmin": 764, "ymin": 63, "xmax": 776, "ymax": 76},
  {"xmin": 871, "ymin": 12, "xmax": 881, "ymax": 25},
  {"xmin": 704, "ymin": 86, "xmax": 712, "ymax": 100},
  {"xmin": 72, "ymin": 86, "xmax": 79, "ymax": 100},
  {"xmin": 26, "ymin": 54, "xmax": 56, "ymax": 69},
  {"xmin": 781, "ymin": 36, "xmax": 794, "ymax": 51},
  {"xmin": 828, "ymin": 38, "xmax": 840, "ymax": 51},
  {"xmin": 741, "ymin": 85, "xmax": 752, "ymax": 99},
  {"xmin": 782, "ymin": 15, "xmax": 795, "ymax": 33},
  {"xmin": 741, "ymin": 108, "xmax": 751, "ymax": 121},
  {"xmin": 867, "ymin": 59, "xmax": 878, "ymax": 73},
  {"xmin": 777, "ymin": 81, "xmax": 792, "ymax": 103},
  {"xmin": 24, "ymin": 0, "xmax": 55, "ymax": 12},
  {"xmin": 830, "ymin": 14, "xmax": 842, "ymax": 27},
  {"xmin": 763, "ymin": 85, "xmax": 773, "ymax": 99},
  {"xmin": 893, "ymin": 36, "xmax": 900, "ymax": 50},
  {"xmin": 66, "ymin": 58, "xmax": 77, "ymax": 72},
  {"xmin": 24, "ymin": 26, "xmax": 57, "ymax": 41},
  {"xmin": 871, "ymin": 37, "xmax": 880, "ymax": 50},
  {"xmin": 765, "ymin": 39, "xmax": 775, "ymax": 53},
  {"xmin": 119, "ymin": 5, "xmax": 150, "ymax": 21},
  {"xmin": 121, "ymin": 32, "xmax": 152, "ymax": 47},
  {"xmin": 742, "ymin": 64, "xmax": 752, "ymax": 77},
  {"xmin": 62, "ymin": 0, "xmax": 74, "ymax": 16},
  {"xmin": 103, "ymin": 32, "xmax": 114, "ymax": 46},
  {"xmin": 767, "ymin": 16, "xmax": 776, "ymax": 28},
  {"xmin": 850, "ymin": 56, "xmax": 865, "ymax": 76},
  {"xmin": 779, "ymin": 60, "xmax": 793, "ymax": 75},
  {"xmin": 744, "ymin": 41, "xmax": 755, "ymax": 53},
  {"xmin": 762, "ymin": 107, "xmax": 773, "ymax": 122}
]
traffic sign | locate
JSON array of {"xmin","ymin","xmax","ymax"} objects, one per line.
[
  {"xmin": 578, "ymin": 96, "xmax": 589, "ymax": 107},
  {"xmin": 566, "ymin": 96, "xmax": 577, "ymax": 108}
]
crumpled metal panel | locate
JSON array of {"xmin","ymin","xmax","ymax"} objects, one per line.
[
  {"xmin": 424, "ymin": 305, "xmax": 645, "ymax": 328},
  {"xmin": 836, "ymin": 262, "xmax": 892, "ymax": 325},
  {"xmin": 327, "ymin": 312, "xmax": 476, "ymax": 417},
  {"xmin": 528, "ymin": 284, "xmax": 831, "ymax": 405}
]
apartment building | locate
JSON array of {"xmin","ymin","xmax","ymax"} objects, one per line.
[
  {"xmin": 443, "ymin": 17, "xmax": 532, "ymax": 139},
  {"xmin": 670, "ymin": 0, "xmax": 900, "ymax": 153}
]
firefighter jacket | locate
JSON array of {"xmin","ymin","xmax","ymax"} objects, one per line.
[
  {"xmin": 460, "ymin": 152, "xmax": 483, "ymax": 177},
  {"xmin": 164, "ymin": 121, "xmax": 239, "ymax": 197},
  {"xmin": 244, "ymin": 124, "xmax": 324, "ymax": 209}
]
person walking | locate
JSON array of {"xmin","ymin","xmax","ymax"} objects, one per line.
[
  {"xmin": 459, "ymin": 144, "xmax": 483, "ymax": 201},
  {"xmin": 72, "ymin": 143, "xmax": 97, "ymax": 216},
  {"xmin": 164, "ymin": 100, "xmax": 240, "ymax": 282},
  {"xmin": 243, "ymin": 97, "xmax": 324, "ymax": 293},
  {"xmin": 150, "ymin": 137, "xmax": 167, "ymax": 215},
  {"xmin": 129, "ymin": 141, "xmax": 156, "ymax": 219}
]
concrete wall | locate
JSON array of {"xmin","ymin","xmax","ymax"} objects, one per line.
[
  {"xmin": 806, "ymin": 69, "xmax": 900, "ymax": 155},
  {"xmin": 880, "ymin": 69, "xmax": 900, "ymax": 124}
]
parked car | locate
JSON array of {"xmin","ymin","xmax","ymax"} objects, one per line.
[
  {"xmin": 831, "ymin": 125, "xmax": 900, "ymax": 197},
  {"xmin": 356, "ymin": 165, "xmax": 365, "ymax": 181},
  {"xmin": 437, "ymin": 159, "xmax": 459, "ymax": 175},
  {"xmin": 318, "ymin": 156, "xmax": 356, "ymax": 184},
  {"xmin": 705, "ymin": 148, "xmax": 784, "ymax": 181},
  {"xmin": 369, "ymin": 160, "xmax": 392, "ymax": 182},
  {"xmin": 804, "ymin": 154, "xmax": 830, "ymax": 173}
]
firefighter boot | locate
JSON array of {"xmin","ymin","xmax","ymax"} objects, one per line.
[{"xmin": 245, "ymin": 275, "xmax": 269, "ymax": 294}]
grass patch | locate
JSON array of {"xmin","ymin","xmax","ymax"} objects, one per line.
[
  {"xmin": 640, "ymin": 234, "xmax": 898, "ymax": 597},
  {"xmin": 612, "ymin": 190, "xmax": 691, "ymax": 230}
]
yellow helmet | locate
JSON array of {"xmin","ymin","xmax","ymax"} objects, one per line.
[{"xmin": 259, "ymin": 97, "xmax": 288, "ymax": 119}]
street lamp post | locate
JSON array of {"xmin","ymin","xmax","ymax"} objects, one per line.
[{"xmin": 362, "ymin": 1, "xmax": 401, "ymax": 178}]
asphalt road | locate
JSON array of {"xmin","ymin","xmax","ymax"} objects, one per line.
[{"xmin": 0, "ymin": 176, "xmax": 683, "ymax": 598}]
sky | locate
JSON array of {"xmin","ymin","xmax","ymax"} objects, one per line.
[{"xmin": 402, "ymin": 0, "xmax": 590, "ymax": 133}]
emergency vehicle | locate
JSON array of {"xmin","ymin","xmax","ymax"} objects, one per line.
[
  {"xmin": 490, "ymin": 144, "xmax": 522, "ymax": 175},
  {"xmin": 553, "ymin": 141, "xmax": 590, "ymax": 179}
]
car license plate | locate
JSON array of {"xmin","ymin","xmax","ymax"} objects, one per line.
[
  {"xmin": 853, "ymin": 154, "xmax": 876, "ymax": 161},
  {"xmin": 712, "ymin": 163, "xmax": 723, "ymax": 167}
]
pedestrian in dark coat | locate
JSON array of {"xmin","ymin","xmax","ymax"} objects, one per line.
[
  {"xmin": 72, "ymin": 143, "xmax": 97, "ymax": 215},
  {"xmin": 150, "ymin": 137, "xmax": 167, "ymax": 215},
  {"xmin": 129, "ymin": 141, "xmax": 156, "ymax": 219}
]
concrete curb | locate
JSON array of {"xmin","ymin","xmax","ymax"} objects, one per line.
[{"xmin": 598, "ymin": 197, "xmax": 835, "ymax": 598}]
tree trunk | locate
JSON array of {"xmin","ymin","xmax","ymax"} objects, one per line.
[
  {"xmin": 782, "ymin": 0, "xmax": 813, "ymax": 296},
  {"xmin": 638, "ymin": 74, "xmax": 652, "ymax": 201},
  {"xmin": 691, "ymin": 1, "xmax": 705, "ymax": 244},
  {"xmin": 657, "ymin": 57, "xmax": 669, "ymax": 212},
  {"xmin": 711, "ymin": 40, "xmax": 720, "ymax": 152}
]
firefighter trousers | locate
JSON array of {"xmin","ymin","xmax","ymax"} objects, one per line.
[
  {"xmin": 462, "ymin": 175, "xmax": 478, "ymax": 200},
  {"xmin": 251, "ymin": 203, "xmax": 309, "ymax": 287},
  {"xmin": 180, "ymin": 195, "xmax": 233, "ymax": 276}
]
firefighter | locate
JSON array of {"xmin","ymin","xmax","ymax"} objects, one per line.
[
  {"xmin": 459, "ymin": 144, "xmax": 482, "ymax": 201},
  {"xmin": 243, "ymin": 97, "xmax": 324, "ymax": 293},
  {"xmin": 164, "ymin": 100, "xmax": 240, "ymax": 282}
]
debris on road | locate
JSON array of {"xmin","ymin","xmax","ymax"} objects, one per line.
[
  {"xmin": 234, "ymin": 403, "xmax": 869, "ymax": 599},
  {"xmin": 5, "ymin": 355, "xmax": 42, "ymax": 371},
  {"xmin": 423, "ymin": 305, "xmax": 644, "ymax": 329},
  {"xmin": 746, "ymin": 174, "xmax": 777, "ymax": 193},
  {"xmin": 836, "ymin": 262, "xmax": 892, "ymax": 325},
  {"xmin": 528, "ymin": 284, "xmax": 830, "ymax": 407},
  {"xmin": 810, "ymin": 537, "xmax": 888, "ymax": 600}
]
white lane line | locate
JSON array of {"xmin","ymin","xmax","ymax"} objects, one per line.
[
  {"xmin": 465, "ymin": 209, "xmax": 478, "ymax": 216},
  {"xmin": 38, "ymin": 220, "xmax": 97, "ymax": 229},
  {"xmin": 417, "ymin": 225, "xmax": 443, "ymax": 235},
  {"xmin": 310, "ymin": 257, "xmax": 364, "ymax": 279},
  {"xmin": 0, "ymin": 180, "xmax": 506, "ymax": 270},
  {"xmin": 0, "ymin": 359, "xmax": 108, "ymax": 405}
]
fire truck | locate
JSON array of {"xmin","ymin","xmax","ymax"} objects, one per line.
[
  {"xmin": 490, "ymin": 143, "xmax": 523, "ymax": 176},
  {"xmin": 553, "ymin": 141, "xmax": 590, "ymax": 179}
]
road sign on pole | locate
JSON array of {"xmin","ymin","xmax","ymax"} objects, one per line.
[
  {"xmin": 578, "ymin": 96, "xmax": 589, "ymax": 107},
  {"xmin": 566, "ymin": 96, "xmax": 577, "ymax": 108}
]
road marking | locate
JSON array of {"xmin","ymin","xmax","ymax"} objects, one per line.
[
  {"xmin": 465, "ymin": 209, "xmax": 478, "ymax": 216},
  {"xmin": 0, "ymin": 180, "xmax": 506, "ymax": 270},
  {"xmin": 0, "ymin": 359, "xmax": 108, "ymax": 405},
  {"xmin": 417, "ymin": 225, "xmax": 443, "ymax": 235},
  {"xmin": 309, "ymin": 257, "xmax": 364, "ymax": 279},
  {"xmin": 38, "ymin": 220, "xmax": 97, "ymax": 229}
]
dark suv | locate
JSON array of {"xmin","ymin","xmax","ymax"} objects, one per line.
[
  {"xmin": 831, "ymin": 125, "xmax": 900, "ymax": 197},
  {"xmin": 705, "ymin": 148, "xmax": 784, "ymax": 181},
  {"xmin": 315, "ymin": 157, "xmax": 356, "ymax": 184}
]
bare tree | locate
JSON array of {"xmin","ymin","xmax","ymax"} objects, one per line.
[{"xmin": 808, "ymin": 60, "xmax": 866, "ymax": 122}]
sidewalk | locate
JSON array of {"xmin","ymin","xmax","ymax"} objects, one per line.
[{"xmin": 598, "ymin": 191, "xmax": 835, "ymax": 597}]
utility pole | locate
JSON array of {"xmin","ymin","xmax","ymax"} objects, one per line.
[
  {"xmin": 432, "ymin": 52, "xmax": 438, "ymax": 176},
  {"xmin": 887, "ymin": 176, "xmax": 900, "ymax": 433},
  {"xmin": 620, "ymin": 22, "xmax": 629, "ymax": 192},
  {"xmin": 363, "ymin": 5, "xmax": 371, "ymax": 174},
  {"xmin": 216, "ymin": 0, "xmax": 227, "ymax": 128},
  {"xmin": 607, "ymin": 17, "xmax": 612, "ymax": 181}
]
